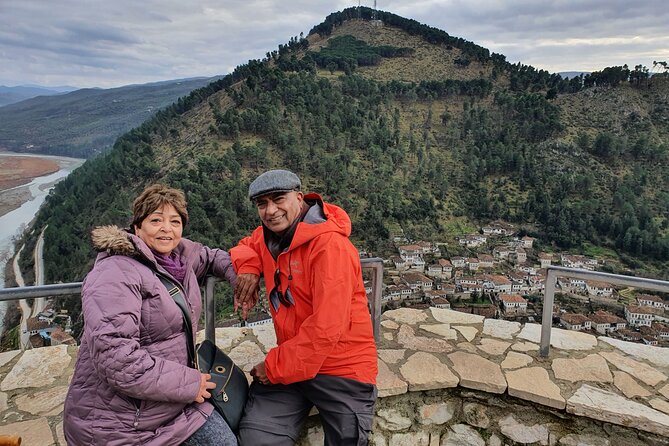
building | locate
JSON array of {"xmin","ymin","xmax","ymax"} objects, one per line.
[
  {"xmin": 401, "ymin": 272, "xmax": 433, "ymax": 292},
  {"xmin": 429, "ymin": 297, "xmax": 451, "ymax": 309},
  {"xmin": 585, "ymin": 280, "xmax": 614, "ymax": 297},
  {"xmin": 560, "ymin": 254, "xmax": 597, "ymax": 271},
  {"xmin": 625, "ymin": 305, "xmax": 655, "ymax": 327},
  {"xmin": 477, "ymin": 254, "xmax": 494, "ymax": 269},
  {"xmin": 636, "ymin": 294, "xmax": 665, "ymax": 309},
  {"xmin": 451, "ymin": 256, "xmax": 467, "ymax": 268},
  {"xmin": 560, "ymin": 313, "xmax": 592, "ymax": 331},
  {"xmin": 538, "ymin": 253, "xmax": 553, "ymax": 268},
  {"xmin": 499, "ymin": 294, "xmax": 528, "ymax": 315},
  {"xmin": 512, "ymin": 248, "xmax": 527, "ymax": 264},
  {"xmin": 589, "ymin": 310, "xmax": 626, "ymax": 334}
]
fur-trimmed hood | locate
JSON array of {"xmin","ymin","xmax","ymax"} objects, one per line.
[{"xmin": 90, "ymin": 225, "xmax": 138, "ymax": 256}]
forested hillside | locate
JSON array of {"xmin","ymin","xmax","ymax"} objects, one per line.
[
  {"xmin": 0, "ymin": 77, "xmax": 221, "ymax": 158},
  {"xmin": 17, "ymin": 8, "xmax": 669, "ymax": 326}
]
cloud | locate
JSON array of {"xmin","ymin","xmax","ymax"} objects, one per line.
[{"xmin": 0, "ymin": 0, "xmax": 667, "ymax": 88}]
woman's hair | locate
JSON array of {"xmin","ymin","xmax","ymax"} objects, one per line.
[{"xmin": 131, "ymin": 184, "xmax": 189, "ymax": 229}]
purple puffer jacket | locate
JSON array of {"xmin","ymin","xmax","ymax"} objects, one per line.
[{"xmin": 63, "ymin": 226, "xmax": 236, "ymax": 446}]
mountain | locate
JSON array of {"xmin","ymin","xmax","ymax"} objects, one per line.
[
  {"xmin": 0, "ymin": 76, "xmax": 223, "ymax": 158},
  {"xmin": 558, "ymin": 71, "xmax": 590, "ymax": 79},
  {"xmin": 0, "ymin": 85, "xmax": 77, "ymax": 107},
  {"xmin": 19, "ymin": 7, "xmax": 669, "ymax": 298}
]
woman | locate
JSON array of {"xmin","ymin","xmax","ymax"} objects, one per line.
[{"xmin": 64, "ymin": 184, "xmax": 238, "ymax": 446}]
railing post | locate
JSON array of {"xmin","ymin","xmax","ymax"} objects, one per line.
[
  {"xmin": 540, "ymin": 269, "xmax": 557, "ymax": 357},
  {"xmin": 204, "ymin": 277, "xmax": 217, "ymax": 344},
  {"xmin": 361, "ymin": 257, "xmax": 383, "ymax": 342}
]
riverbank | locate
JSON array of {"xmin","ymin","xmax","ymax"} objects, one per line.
[
  {"xmin": 0, "ymin": 156, "xmax": 60, "ymax": 192},
  {"xmin": 0, "ymin": 154, "xmax": 76, "ymax": 217},
  {"xmin": 0, "ymin": 153, "xmax": 84, "ymax": 342}
]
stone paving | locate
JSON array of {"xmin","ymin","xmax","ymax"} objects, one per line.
[{"xmin": 0, "ymin": 308, "xmax": 668, "ymax": 444}]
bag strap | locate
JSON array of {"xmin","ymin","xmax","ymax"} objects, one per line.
[{"xmin": 157, "ymin": 273, "xmax": 195, "ymax": 367}]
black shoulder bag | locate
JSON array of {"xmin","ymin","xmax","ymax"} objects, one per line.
[{"xmin": 157, "ymin": 274, "xmax": 249, "ymax": 432}]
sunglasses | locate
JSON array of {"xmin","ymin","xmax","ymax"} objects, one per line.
[{"xmin": 269, "ymin": 268, "xmax": 295, "ymax": 312}]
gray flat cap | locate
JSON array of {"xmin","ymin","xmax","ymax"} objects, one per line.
[{"xmin": 248, "ymin": 169, "xmax": 301, "ymax": 200}]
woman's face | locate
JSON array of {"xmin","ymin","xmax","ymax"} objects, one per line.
[{"xmin": 134, "ymin": 204, "xmax": 183, "ymax": 255}]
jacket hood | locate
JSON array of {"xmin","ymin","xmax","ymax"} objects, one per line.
[
  {"xmin": 91, "ymin": 225, "xmax": 138, "ymax": 256},
  {"xmin": 288, "ymin": 193, "xmax": 352, "ymax": 251}
]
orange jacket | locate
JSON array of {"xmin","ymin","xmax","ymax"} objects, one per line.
[{"xmin": 230, "ymin": 194, "xmax": 377, "ymax": 385}]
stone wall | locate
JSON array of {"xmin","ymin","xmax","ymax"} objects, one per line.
[{"xmin": 1, "ymin": 308, "xmax": 669, "ymax": 445}]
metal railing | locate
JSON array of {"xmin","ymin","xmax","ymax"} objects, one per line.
[
  {"xmin": 540, "ymin": 265, "xmax": 669, "ymax": 357},
  {"xmin": 0, "ymin": 257, "xmax": 385, "ymax": 345}
]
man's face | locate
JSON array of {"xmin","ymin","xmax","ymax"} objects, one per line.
[{"xmin": 255, "ymin": 191, "xmax": 304, "ymax": 235}]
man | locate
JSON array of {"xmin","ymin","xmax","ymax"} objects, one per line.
[{"xmin": 231, "ymin": 169, "xmax": 378, "ymax": 446}]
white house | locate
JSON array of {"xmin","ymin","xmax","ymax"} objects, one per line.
[
  {"xmin": 625, "ymin": 305, "xmax": 655, "ymax": 327},
  {"xmin": 589, "ymin": 310, "xmax": 626, "ymax": 334},
  {"xmin": 637, "ymin": 294, "xmax": 665, "ymax": 309},
  {"xmin": 538, "ymin": 253, "xmax": 553, "ymax": 268},
  {"xmin": 499, "ymin": 294, "xmax": 528, "ymax": 315},
  {"xmin": 451, "ymin": 256, "xmax": 467, "ymax": 268},
  {"xmin": 585, "ymin": 280, "xmax": 614, "ymax": 297},
  {"xmin": 560, "ymin": 313, "xmax": 592, "ymax": 331}
]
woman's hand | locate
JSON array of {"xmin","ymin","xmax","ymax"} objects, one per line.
[
  {"xmin": 234, "ymin": 273, "xmax": 260, "ymax": 319},
  {"xmin": 194, "ymin": 373, "xmax": 216, "ymax": 403}
]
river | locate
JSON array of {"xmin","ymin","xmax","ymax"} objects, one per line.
[{"xmin": 0, "ymin": 153, "xmax": 84, "ymax": 334}]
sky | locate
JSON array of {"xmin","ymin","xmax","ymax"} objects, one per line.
[{"xmin": 1, "ymin": 0, "xmax": 667, "ymax": 89}]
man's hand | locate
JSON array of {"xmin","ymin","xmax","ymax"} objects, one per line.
[
  {"xmin": 250, "ymin": 361, "xmax": 270, "ymax": 385},
  {"xmin": 194, "ymin": 373, "xmax": 216, "ymax": 403},
  {"xmin": 234, "ymin": 273, "xmax": 260, "ymax": 319}
]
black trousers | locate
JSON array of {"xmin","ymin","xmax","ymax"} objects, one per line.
[{"xmin": 238, "ymin": 374, "xmax": 377, "ymax": 446}]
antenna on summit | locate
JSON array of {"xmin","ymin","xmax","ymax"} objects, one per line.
[{"xmin": 371, "ymin": 0, "xmax": 383, "ymax": 26}]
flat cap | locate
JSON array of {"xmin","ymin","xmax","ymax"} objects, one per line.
[{"xmin": 248, "ymin": 169, "xmax": 301, "ymax": 200}]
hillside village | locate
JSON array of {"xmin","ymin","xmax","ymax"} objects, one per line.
[
  {"xmin": 377, "ymin": 221, "xmax": 669, "ymax": 348},
  {"xmin": 18, "ymin": 219, "xmax": 669, "ymax": 350}
]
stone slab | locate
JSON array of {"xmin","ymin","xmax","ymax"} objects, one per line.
[
  {"xmin": 419, "ymin": 324, "xmax": 458, "ymax": 340},
  {"xmin": 477, "ymin": 338, "xmax": 511, "ymax": 356},
  {"xmin": 0, "ymin": 346, "xmax": 71, "ymax": 391},
  {"xmin": 498, "ymin": 414, "xmax": 549, "ymax": 445},
  {"xmin": 228, "ymin": 341, "xmax": 265, "ymax": 373},
  {"xmin": 15, "ymin": 385, "xmax": 68, "ymax": 415},
  {"xmin": 649, "ymin": 398, "xmax": 669, "ymax": 415},
  {"xmin": 196, "ymin": 327, "xmax": 246, "ymax": 349},
  {"xmin": 430, "ymin": 308, "xmax": 484, "ymax": 324},
  {"xmin": 567, "ymin": 384, "xmax": 669, "ymax": 437},
  {"xmin": 518, "ymin": 323, "xmax": 597, "ymax": 351},
  {"xmin": 599, "ymin": 351, "xmax": 667, "ymax": 386},
  {"xmin": 483, "ymin": 319, "xmax": 521, "ymax": 339},
  {"xmin": 511, "ymin": 341, "xmax": 539, "ymax": 352},
  {"xmin": 453, "ymin": 326, "xmax": 478, "ymax": 342},
  {"xmin": 552, "ymin": 354, "xmax": 613, "ymax": 383},
  {"xmin": 506, "ymin": 367, "xmax": 566, "ymax": 409},
  {"xmin": 0, "ymin": 350, "xmax": 20, "ymax": 368},
  {"xmin": 397, "ymin": 324, "xmax": 453, "ymax": 353},
  {"xmin": 448, "ymin": 351, "xmax": 506, "ymax": 394},
  {"xmin": 378, "ymin": 349, "xmax": 406, "ymax": 364},
  {"xmin": 377, "ymin": 408, "xmax": 412, "ymax": 431},
  {"xmin": 418, "ymin": 401, "xmax": 456, "ymax": 425},
  {"xmin": 501, "ymin": 352, "xmax": 533, "ymax": 370},
  {"xmin": 0, "ymin": 417, "xmax": 54, "ymax": 446},
  {"xmin": 599, "ymin": 336, "xmax": 669, "ymax": 368},
  {"xmin": 381, "ymin": 320, "xmax": 400, "ymax": 330},
  {"xmin": 400, "ymin": 352, "xmax": 458, "ymax": 391},
  {"xmin": 613, "ymin": 371, "xmax": 651, "ymax": 398},
  {"xmin": 252, "ymin": 324, "xmax": 277, "ymax": 352},
  {"xmin": 384, "ymin": 308, "xmax": 428, "ymax": 325},
  {"xmin": 377, "ymin": 360, "xmax": 408, "ymax": 397},
  {"xmin": 442, "ymin": 423, "xmax": 485, "ymax": 446}
]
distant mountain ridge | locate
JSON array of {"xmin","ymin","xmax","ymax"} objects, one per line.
[
  {"xmin": 0, "ymin": 85, "xmax": 78, "ymax": 107},
  {"xmin": 0, "ymin": 76, "xmax": 223, "ymax": 158}
]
